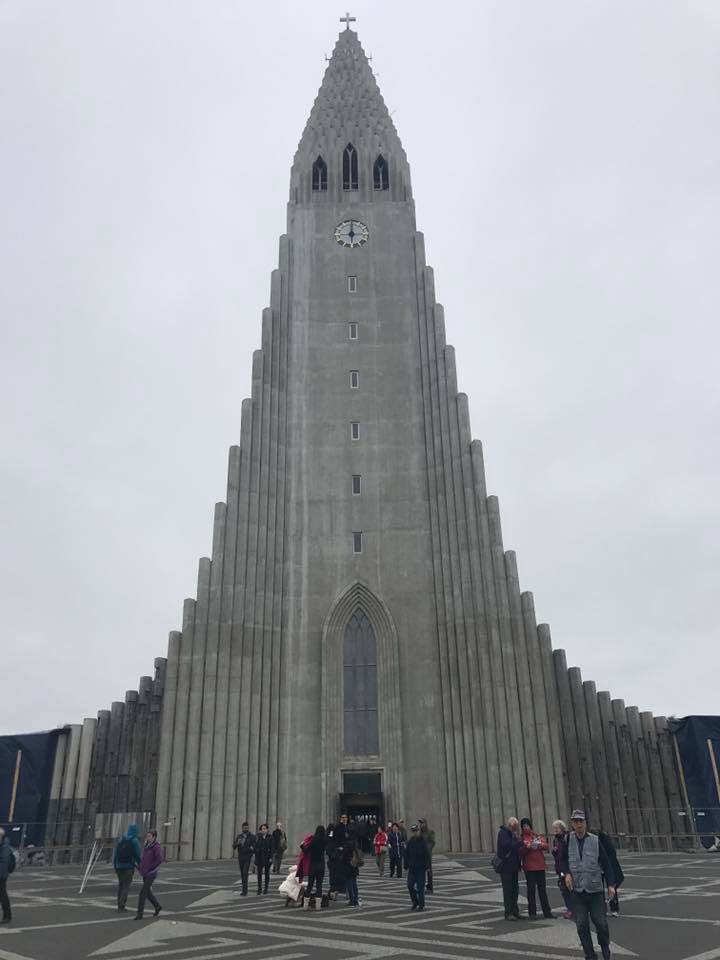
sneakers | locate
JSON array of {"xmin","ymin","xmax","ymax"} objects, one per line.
[{"xmin": 154, "ymin": 906, "xmax": 162, "ymax": 917}]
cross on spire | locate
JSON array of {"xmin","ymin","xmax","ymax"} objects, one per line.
[{"xmin": 340, "ymin": 12, "xmax": 356, "ymax": 30}]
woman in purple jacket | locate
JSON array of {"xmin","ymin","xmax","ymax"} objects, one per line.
[{"xmin": 135, "ymin": 830, "xmax": 163, "ymax": 920}]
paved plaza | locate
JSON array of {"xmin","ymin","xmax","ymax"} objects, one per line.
[{"xmin": 0, "ymin": 852, "xmax": 718, "ymax": 960}]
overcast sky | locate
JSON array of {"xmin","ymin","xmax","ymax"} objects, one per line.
[{"xmin": 1, "ymin": 1, "xmax": 718, "ymax": 734}]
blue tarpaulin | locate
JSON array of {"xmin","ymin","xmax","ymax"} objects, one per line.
[
  {"xmin": 0, "ymin": 730, "xmax": 63, "ymax": 846},
  {"xmin": 670, "ymin": 716, "xmax": 720, "ymax": 843}
]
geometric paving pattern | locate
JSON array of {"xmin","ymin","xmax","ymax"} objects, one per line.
[{"xmin": 0, "ymin": 852, "xmax": 718, "ymax": 960}]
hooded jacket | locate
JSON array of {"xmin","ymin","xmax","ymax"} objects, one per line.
[
  {"xmin": 139, "ymin": 839, "xmax": 163, "ymax": 880},
  {"xmin": 113, "ymin": 824, "xmax": 143, "ymax": 870}
]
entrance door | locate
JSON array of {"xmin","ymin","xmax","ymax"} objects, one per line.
[{"xmin": 338, "ymin": 791, "xmax": 384, "ymax": 853}]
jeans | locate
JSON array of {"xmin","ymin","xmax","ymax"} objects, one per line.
[
  {"xmin": 375, "ymin": 850, "xmax": 387, "ymax": 875},
  {"xmin": 525, "ymin": 870, "xmax": 552, "ymax": 917},
  {"xmin": 501, "ymin": 870, "xmax": 520, "ymax": 917},
  {"xmin": 407, "ymin": 867, "xmax": 426, "ymax": 909},
  {"xmin": 136, "ymin": 876, "xmax": 160, "ymax": 917},
  {"xmin": 389, "ymin": 854, "xmax": 403, "ymax": 878},
  {"xmin": 573, "ymin": 890, "xmax": 611, "ymax": 959},
  {"xmin": 346, "ymin": 876, "xmax": 359, "ymax": 905},
  {"xmin": 272, "ymin": 851, "xmax": 284, "ymax": 873},
  {"xmin": 257, "ymin": 862, "xmax": 270, "ymax": 893},
  {"xmin": 238, "ymin": 859, "xmax": 251, "ymax": 894},
  {"xmin": 115, "ymin": 868, "xmax": 133, "ymax": 909},
  {"xmin": 0, "ymin": 877, "xmax": 10, "ymax": 920},
  {"xmin": 306, "ymin": 868, "xmax": 324, "ymax": 898}
]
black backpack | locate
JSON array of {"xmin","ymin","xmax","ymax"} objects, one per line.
[{"xmin": 117, "ymin": 839, "xmax": 135, "ymax": 864}]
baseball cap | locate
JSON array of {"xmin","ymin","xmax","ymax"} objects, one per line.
[{"xmin": 570, "ymin": 809, "xmax": 586, "ymax": 821}]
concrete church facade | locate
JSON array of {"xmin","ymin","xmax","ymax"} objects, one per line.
[{"xmin": 44, "ymin": 24, "xmax": 688, "ymax": 858}]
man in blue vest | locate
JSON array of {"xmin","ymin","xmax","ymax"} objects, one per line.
[{"xmin": 560, "ymin": 810, "xmax": 616, "ymax": 960}]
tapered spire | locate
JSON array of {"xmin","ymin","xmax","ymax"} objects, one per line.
[{"xmin": 290, "ymin": 27, "xmax": 411, "ymax": 203}]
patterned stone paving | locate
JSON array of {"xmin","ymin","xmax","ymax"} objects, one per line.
[{"xmin": 0, "ymin": 852, "xmax": 719, "ymax": 960}]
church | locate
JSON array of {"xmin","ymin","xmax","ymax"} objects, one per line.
[{"xmin": 40, "ymin": 20, "xmax": 687, "ymax": 858}]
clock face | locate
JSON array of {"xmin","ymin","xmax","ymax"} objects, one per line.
[{"xmin": 335, "ymin": 220, "xmax": 369, "ymax": 248}]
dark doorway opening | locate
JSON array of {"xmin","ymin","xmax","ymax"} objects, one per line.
[{"xmin": 338, "ymin": 789, "xmax": 384, "ymax": 854}]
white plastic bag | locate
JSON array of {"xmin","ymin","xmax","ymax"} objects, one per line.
[{"xmin": 278, "ymin": 867, "xmax": 304, "ymax": 901}]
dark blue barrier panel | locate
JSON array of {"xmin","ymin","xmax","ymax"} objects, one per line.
[
  {"xmin": 0, "ymin": 729, "xmax": 63, "ymax": 846},
  {"xmin": 669, "ymin": 716, "xmax": 720, "ymax": 844}
]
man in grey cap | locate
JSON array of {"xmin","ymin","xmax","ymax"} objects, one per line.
[{"xmin": 560, "ymin": 810, "xmax": 616, "ymax": 960}]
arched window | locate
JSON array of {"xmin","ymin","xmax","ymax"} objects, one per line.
[
  {"xmin": 312, "ymin": 155, "xmax": 327, "ymax": 191},
  {"xmin": 343, "ymin": 609, "xmax": 379, "ymax": 756},
  {"xmin": 373, "ymin": 154, "xmax": 389, "ymax": 190},
  {"xmin": 343, "ymin": 142, "xmax": 358, "ymax": 190}
]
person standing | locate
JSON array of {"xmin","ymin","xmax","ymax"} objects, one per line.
[
  {"xmin": 134, "ymin": 830, "xmax": 163, "ymax": 920},
  {"xmin": 271, "ymin": 821, "xmax": 287, "ymax": 874},
  {"xmin": 496, "ymin": 816, "xmax": 523, "ymax": 920},
  {"xmin": 232, "ymin": 822, "xmax": 256, "ymax": 896},
  {"xmin": 387, "ymin": 823, "xmax": 404, "ymax": 878},
  {"xmin": 255, "ymin": 824, "xmax": 273, "ymax": 895},
  {"xmin": 0, "ymin": 828, "xmax": 14, "ymax": 925},
  {"xmin": 404, "ymin": 823, "xmax": 431, "ymax": 912},
  {"xmin": 397, "ymin": 820, "xmax": 408, "ymax": 845},
  {"xmin": 551, "ymin": 819, "xmax": 575, "ymax": 919},
  {"xmin": 560, "ymin": 810, "xmax": 616, "ymax": 960},
  {"xmin": 342, "ymin": 839, "xmax": 362, "ymax": 907},
  {"xmin": 373, "ymin": 824, "xmax": 389, "ymax": 876},
  {"xmin": 418, "ymin": 819, "xmax": 435, "ymax": 893},
  {"xmin": 519, "ymin": 818, "xmax": 554, "ymax": 919},
  {"xmin": 304, "ymin": 825, "xmax": 327, "ymax": 907},
  {"xmin": 112, "ymin": 823, "xmax": 142, "ymax": 912}
]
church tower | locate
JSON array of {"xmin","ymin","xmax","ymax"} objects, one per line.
[{"xmin": 48, "ymin": 21, "xmax": 686, "ymax": 860}]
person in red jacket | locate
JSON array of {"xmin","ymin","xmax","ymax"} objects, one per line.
[
  {"xmin": 373, "ymin": 826, "xmax": 389, "ymax": 876},
  {"xmin": 519, "ymin": 818, "xmax": 554, "ymax": 920}
]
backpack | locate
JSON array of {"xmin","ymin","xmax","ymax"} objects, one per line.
[
  {"xmin": 490, "ymin": 854, "xmax": 504, "ymax": 874},
  {"xmin": 117, "ymin": 839, "xmax": 135, "ymax": 864},
  {"xmin": 7, "ymin": 849, "xmax": 16, "ymax": 874}
]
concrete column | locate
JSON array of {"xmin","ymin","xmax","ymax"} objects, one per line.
[
  {"xmin": 459, "ymin": 409, "xmax": 502, "ymax": 849},
  {"xmin": 567, "ymin": 668, "xmax": 597, "ymax": 823},
  {"xmin": 115, "ymin": 690, "xmax": 137, "ymax": 813},
  {"xmin": 552, "ymin": 650, "xmax": 582, "ymax": 811},
  {"xmin": 626, "ymin": 706, "xmax": 659, "ymax": 846},
  {"xmin": 582, "ymin": 682, "xmax": 614, "ymax": 832},
  {"xmin": 58, "ymin": 724, "xmax": 82, "ymax": 859},
  {"xmin": 103, "ymin": 701, "xmax": 124, "ymax": 816},
  {"xmin": 70, "ymin": 718, "xmax": 97, "ymax": 860},
  {"xmin": 46, "ymin": 729, "xmax": 68, "ymax": 850},
  {"xmin": 641, "ymin": 712, "xmax": 672, "ymax": 840},
  {"xmin": 504, "ymin": 548, "xmax": 545, "ymax": 825},
  {"xmin": 537, "ymin": 624, "xmax": 569, "ymax": 818},
  {"xmin": 520, "ymin": 592, "xmax": 558, "ymax": 831},
  {"xmin": 130, "ymin": 676, "xmax": 153, "ymax": 812},
  {"xmin": 612, "ymin": 699, "xmax": 642, "ymax": 838},
  {"xmin": 167, "ymin": 599, "xmax": 197, "ymax": 856},
  {"xmin": 179, "ymin": 557, "xmax": 212, "ymax": 859},
  {"xmin": 194, "ymin": 502, "xmax": 226, "ymax": 859},
  {"xmin": 142, "ymin": 660, "xmax": 165, "ymax": 813},
  {"xmin": 86, "ymin": 710, "xmax": 109, "ymax": 839},
  {"xmin": 654, "ymin": 717, "xmax": 686, "ymax": 843},
  {"xmin": 472, "ymin": 438, "xmax": 529, "ymax": 834},
  {"xmin": 154, "ymin": 631, "xmax": 182, "ymax": 839},
  {"xmin": 597, "ymin": 692, "xmax": 628, "ymax": 836}
]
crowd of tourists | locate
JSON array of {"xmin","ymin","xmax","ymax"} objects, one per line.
[
  {"xmin": 0, "ymin": 807, "xmax": 624, "ymax": 960},
  {"xmin": 495, "ymin": 809, "xmax": 624, "ymax": 960}
]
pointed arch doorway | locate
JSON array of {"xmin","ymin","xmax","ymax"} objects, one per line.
[{"xmin": 321, "ymin": 582, "xmax": 405, "ymax": 825}]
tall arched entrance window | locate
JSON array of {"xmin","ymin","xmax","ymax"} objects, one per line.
[{"xmin": 343, "ymin": 609, "xmax": 379, "ymax": 756}]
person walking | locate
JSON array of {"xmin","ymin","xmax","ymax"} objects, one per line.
[
  {"xmin": 112, "ymin": 823, "xmax": 142, "ymax": 912},
  {"xmin": 387, "ymin": 823, "xmax": 404, "ymax": 878},
  {"xmin": 560, "ymin": 810, "xmax": 616, "ymax": 960},
  {"xmin": 496, "ymin": 816, "xmax": 523, "ymax": 920},
  {"xmin": 134, "ymin": 830, "xmax": 163, "ymax": 920},
  {"xmin": 374, "ymin": 824, "xmax": 389, "ymax": 876},
  {"xmin": 303, "ymin": 826, "xmax": 327, "ymax": 908},
  {"xmin": 404, "ymin": 823, "xmax": 431, "ymax": 912},
  {"xmin": 418, "ymin": 819, "xmax": 435, "ymax": 893},
  {"xmin": 271, "ymin": 821, "xmax": 287, "ymax": 874},
  {"xmin": 341, "ymin": 838, "xmax": 362, "ymax": 907},
  {"xmin": 397, "ymin": 819, "xmax": 408, "ymax": 846},
  {"xmin": 255, "ymin": 824, "xmax": 273, "ymax": 895},
  {"xmin": 0, "ymin": 828, "xmax": 14, "ymax": 925},
  {"xmin": 232, "ymin": 822, "xmax": 256, "ymax": 896},
  {"xmin": 551, "ymin": 819, "xmax": 575, "ymax": 919},
  {"xmin": 519, "ymin": 818, "xmax": 554, "ymax": 919}
]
